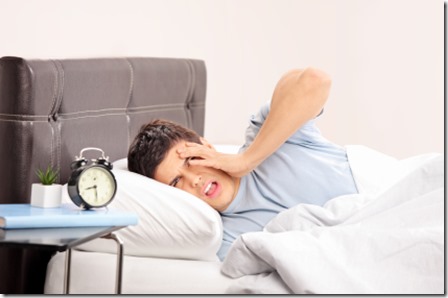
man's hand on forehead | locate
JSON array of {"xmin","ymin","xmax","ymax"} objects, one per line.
[{"xmin": 177, "ymin": 142, "xmax": 252, "ymax": 178}]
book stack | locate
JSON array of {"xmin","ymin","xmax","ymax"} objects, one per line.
[{"xmin": 0, "ymin": 203, "xmax": 138, "ymax": 229}]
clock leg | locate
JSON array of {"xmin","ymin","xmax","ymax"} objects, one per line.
[{"xmin": 101, "ymin": 232, "xmax": 124, "ymax": 294}]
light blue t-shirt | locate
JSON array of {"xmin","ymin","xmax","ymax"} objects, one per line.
[{"xmin": 218, "ymin": 103, "xmax": 358, "ymax": 260}]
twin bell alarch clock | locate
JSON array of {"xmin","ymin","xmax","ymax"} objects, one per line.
[{"xmin": 67, "ymin": 147, "xmax": 117, "ymax": 210}]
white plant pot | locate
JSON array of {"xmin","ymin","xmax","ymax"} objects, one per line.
[{"xmin": 30, "ymin": 183, "xmax": 63, "ymax": 208}]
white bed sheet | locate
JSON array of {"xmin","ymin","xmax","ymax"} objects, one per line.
[
  {"xmin": 221, "ymin": 146, "xmax": 444, "ymax": 294},
  {"xmin": 44, "ymin": 250, "xmax": 234, "ymax": 294}
]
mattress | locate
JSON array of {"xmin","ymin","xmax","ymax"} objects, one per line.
[{"xmin": 44, "ymin": 249, "xmax": 234, "ymax": 294}]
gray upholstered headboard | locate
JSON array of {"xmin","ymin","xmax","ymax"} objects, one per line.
[{"xmin": 0, "ymin": 56, "xmax": 207, "ymax": 293}]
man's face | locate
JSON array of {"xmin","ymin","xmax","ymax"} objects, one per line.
[{"xmin": 154, "ymin": 141, "xmax": 239, "ymax": 212}]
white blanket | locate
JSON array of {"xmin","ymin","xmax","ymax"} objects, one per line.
[{"xmin": 221, "ymin": 146, "xmax": 444, "ymax": 294}]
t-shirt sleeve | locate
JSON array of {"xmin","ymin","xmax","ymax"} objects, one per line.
[{"xmin": 241, "ymin": 102, "xmax": 324, "ymax": 150}]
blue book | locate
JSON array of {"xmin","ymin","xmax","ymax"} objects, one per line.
[{"xmin": 0, "ymin": 204, "xmax": 139, "ymax": 229}]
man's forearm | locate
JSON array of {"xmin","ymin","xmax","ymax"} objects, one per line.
[{"xmin": 242, "ymin": 67, "xmax": 331, "ymax": 170}]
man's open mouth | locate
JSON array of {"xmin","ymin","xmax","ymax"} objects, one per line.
[{"xmin": 203, "ymin": 181, "xmax": 219, "ymax": 198}]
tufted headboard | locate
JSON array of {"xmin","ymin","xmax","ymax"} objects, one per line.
[{"xmin": 0, "ymin": 56, "xmax": 207, "ymax": 293}]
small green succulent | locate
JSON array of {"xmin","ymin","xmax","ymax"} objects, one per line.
[{"xmin": 36, "ymin": 165, "xmax": 59, "ymax": 185}]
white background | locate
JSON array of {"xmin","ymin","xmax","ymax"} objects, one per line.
[{"xmin": 0, "ymin": 0, "xmax": 443, "ymax": 158}]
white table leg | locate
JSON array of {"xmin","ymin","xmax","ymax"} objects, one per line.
[
  {"xmin": 62, "ymin": 232, "xmax": 123, "ymax": 294},
  {"xmin": 63, "ymin": 248, "xmax": 72, "ymax": 294},
  {"xmin": 102, "ymin": 232, "xmax": 124, "ymax": 294}
]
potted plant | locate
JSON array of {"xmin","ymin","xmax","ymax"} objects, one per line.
[{"xmin": 30, "ymin": 165, "xmax": 63, "ymax": 208}]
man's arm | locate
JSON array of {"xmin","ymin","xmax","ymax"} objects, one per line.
[
  {"xmin": 241, "ymin": 67, "xmax": 331, "ymax": 171},
  {"xmin": 178, "ymin": 67, "xmax": 332, "ymax": 177}
]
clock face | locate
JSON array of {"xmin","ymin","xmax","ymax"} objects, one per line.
[{"xmin": 77, "ymin": 166, "xmax": 116, "ymax": 207}]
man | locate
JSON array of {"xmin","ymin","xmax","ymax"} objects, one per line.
[{"xmin": 128, "ymin": 68, "xmax": 359, "ymax": 260}]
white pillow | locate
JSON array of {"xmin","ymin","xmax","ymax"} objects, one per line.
[{"xmin": 64, "ymin": 158, "xmax": 223, "ymax": 261}]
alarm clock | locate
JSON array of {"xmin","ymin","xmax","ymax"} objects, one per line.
[{"xmin": 68, "ymin": 147, "xmax": 117, "ymax": 210}]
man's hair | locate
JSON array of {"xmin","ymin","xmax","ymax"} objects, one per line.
[{"xmin": 127, "ymin": 119, "xmax": 201, "ymax": 179}]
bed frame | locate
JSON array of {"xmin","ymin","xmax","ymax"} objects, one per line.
[{"xmin": 0, "ymin": 56, "xmax": 207, "ymax": 293}]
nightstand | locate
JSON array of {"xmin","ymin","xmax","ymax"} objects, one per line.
[{"xmin": 0, "ymin": 226, "xmax": 126, "ymax": 294}]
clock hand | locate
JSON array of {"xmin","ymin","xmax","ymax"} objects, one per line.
[{"xmin": 85, "ymin": 185, "xmax": 97, "ymax": 190}]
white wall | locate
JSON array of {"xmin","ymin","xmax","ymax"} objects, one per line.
[{"xmin": 0, "ymin": 0, "xmax": 443, "ymax": 158}]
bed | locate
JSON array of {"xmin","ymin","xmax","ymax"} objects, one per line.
[
  {"xmin": 0, "ymin": 56, "xmax": 443, "ymax": 294},
  {"xmin": 0, "ymin": 56, "xmax": 229, "ymax": 293}
]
